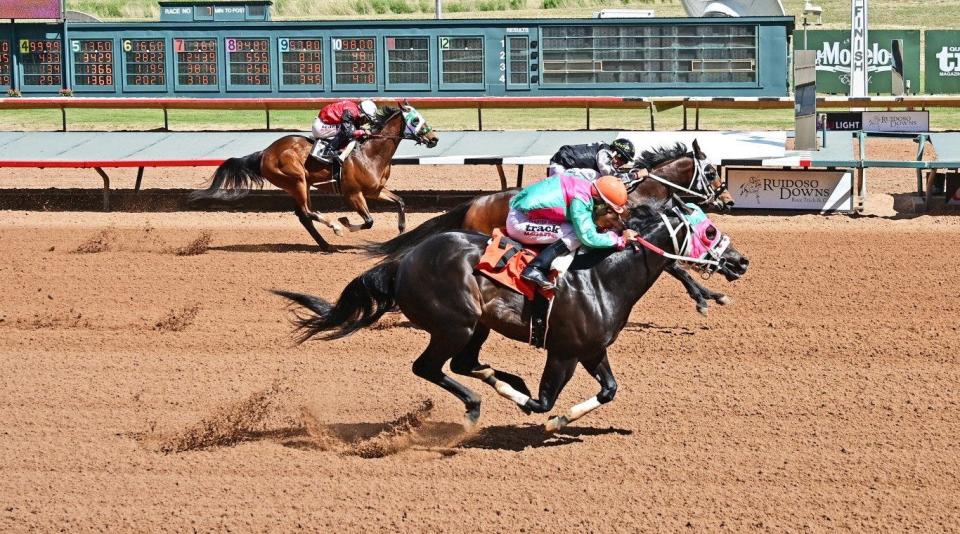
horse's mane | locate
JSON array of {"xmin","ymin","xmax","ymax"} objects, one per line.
[
  {"xmin": 637, "ymin": 142, "xmax": 689, "ymax": 170},
  {"xmin": 370, "ymin": 106, "xmax": 402, "ymax": 131}
]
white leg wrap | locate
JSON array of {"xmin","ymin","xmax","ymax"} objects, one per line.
[
  {"xmin": 567, "ymin": 396, "xmax": 602, "ymax": 423},
  {"xmin": 493, "ymin": 380, "xmax": 531, "ymax": 406}
]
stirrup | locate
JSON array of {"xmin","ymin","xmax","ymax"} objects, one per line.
[{"xmin": 521, "ymin": 267, "xmax": 555, "ymax": 290}]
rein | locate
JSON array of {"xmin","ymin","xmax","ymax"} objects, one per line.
[{"xmin": 629, "ymin": 207, "xmax": 724, "ymax": 271}]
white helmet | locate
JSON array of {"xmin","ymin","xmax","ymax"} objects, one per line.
[{"xmin": 359, "ymin": 100, "xmax": 377, "ymax": 120}]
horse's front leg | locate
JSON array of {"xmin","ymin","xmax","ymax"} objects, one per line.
[
  {"xmin": 546, "ymin": 353, "xmax": 617, "ymax": 433},
  {"xmin": 666, "ymin": 262, "xmax": 728, "ymax": 315},
  {"xmin": 338, "ymin": 192, "xmax": 374, "ymax": 232}
]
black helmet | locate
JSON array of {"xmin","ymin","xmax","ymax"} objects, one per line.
[{"xmin": 610, "ymin": 138, "xmax": 636, "ymax": 162}]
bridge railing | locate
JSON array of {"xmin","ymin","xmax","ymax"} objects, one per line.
[{"xmin": 2, "ymin": 95, "xmax": 959, "ymax": 132}]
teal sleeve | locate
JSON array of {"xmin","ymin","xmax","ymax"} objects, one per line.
[{"xmin": 568, "ymin": 198, "xmax": 621, "ymax": 249}]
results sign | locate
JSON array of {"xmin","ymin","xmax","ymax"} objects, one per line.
[{"xmin": 727, "ymin": 168, "xmax": 853, "ymax": 212}]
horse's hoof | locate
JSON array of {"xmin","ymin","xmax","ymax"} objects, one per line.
[
  {"xmin": 519, "ymin": 404, "xmax": 533, "ymax": 416},
  {"xmin": 332, "ymin": 225, "xmax": 345, "ymax": 237},
  {"xmin": 697, "ymin": 305, "xmax": 709, "ymax": 316},
  {"xmin": 545, "ymin": 415, "xmax": 568, "ymax": 433},
  {"xmin": 717, "ymin": 295, "xmax": 731, "ymax": 306},
  {"xmin": 463, "ymin": 410, "xmax": 480, "ymax": 431},
  {"xmin": 337, "ymin": 217, "xmax": 351, "ymax": 228}
]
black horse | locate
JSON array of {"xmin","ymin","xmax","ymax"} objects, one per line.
[
  {"xmin": 275, "ymin": 201, "xmax": 749, "ymax": 432},
  {"xmin": 367, "ymin": 141, "xmax": 735, "ymax": 315}
]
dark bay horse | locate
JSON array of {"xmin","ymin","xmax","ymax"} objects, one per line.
[
  {"xmin": 275, "ymin": 200, "xmax": 749, "ymax": 432},
  {"xmin": 189, "ymin": 104, "xmax": 439, "ymax": 251},
  {"xmin": 369, "ymin": 140, "xmax": 735, "ymax": 314}
]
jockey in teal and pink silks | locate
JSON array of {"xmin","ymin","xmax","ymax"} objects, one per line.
[{"xmin": 506, "ymin": 173, "xmax": 636, "ymax": 290}]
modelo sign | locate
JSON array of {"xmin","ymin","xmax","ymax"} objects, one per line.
[
  {"xmin": 727, "ymin": 169, "xmax": 853, "ymax": 212},
  {"xmin": 795, "ymin": 30, "xmax": 920, "ymax": 94},
  {"xmin": 925, "ymin": 30, "xmax": 960, "ymax": 94}
]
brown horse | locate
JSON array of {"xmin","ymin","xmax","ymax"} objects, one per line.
[
  {"xmin": 189, "ymin": 104, "xmax": 439, "ymax": 251},
  {"xmin": 369, "ymin": 141, "xmax": 736, "ymax": 314}
]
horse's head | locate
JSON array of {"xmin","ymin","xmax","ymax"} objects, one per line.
[
  {"xmin": 399, "ymin": 102, "xmax": 439, "ymax": 148},
  {"xmin": 626, "ymin": 200, "xmax": 748, "ymax": 282},
  {"xmin": 632, "ymin": 140, "xmax": 732, "ymax": 212}
]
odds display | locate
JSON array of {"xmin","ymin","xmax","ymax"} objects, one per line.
[
  {"xmin": 0, "ymin": 39, "xmax": 9, "ymax": 87},
  {"xmin": 72, "ymin": 39, "xmax": 114, "ymax": 88},
  {"xmin": 174, "ymin": 38, "xmax": 218, "ymax": 87},
  {"xmin": 226, "ymin": 38, "xmax": 269, "ymax": 87},
  {"xmin": 333, "ymin": 38, "xmax": 376, "ymax": 86},
  {"xmin": 19, "ymin": 38, "xmax": 61, "ymax": 87},
  {"xmin": 123, "ymin": 39, "xmax": 166, "ymax": 88}
]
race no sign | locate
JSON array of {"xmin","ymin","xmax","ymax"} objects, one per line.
[{"xmin": 727, "ymin": 168, "xmax": 853, "ymax": 212}]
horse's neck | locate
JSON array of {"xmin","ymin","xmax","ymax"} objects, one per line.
[
  {"xmin": 599, "ymin": 218, "xmax": 682, "ymax": 307},
  {"xmin": 653, "ymin": 157, "xmax": 693, "ymax": 188},
  {"xmin": 359, "ymin": 115, "xmax": 403, "ymax": 165}
]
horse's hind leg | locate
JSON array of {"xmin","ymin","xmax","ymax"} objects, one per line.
[
  {"xmin": 338, "ymin": 192, "xmax": 375, "ymax": 232},
  {"xmin": 450, "ymin": 326, "xmax": 533, "ymax": 414},
  {"xmin": 374, "ymin": 188, "xmax": 406, "ymax": 234},
  {"xmin": 412, "ymin": 333, "xmax": 483, "ymax": 428},
  {"xmin": 524, "ymin": 351, "xmax": 578, "ymax": 423},
  {"xmin": 546, "ymin": 352, "xmax": 617, "ymax": 433}
]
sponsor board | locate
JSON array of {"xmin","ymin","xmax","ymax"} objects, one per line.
[
  {"xmin": 862, "ymin": 111, "xmax": 929, "ymax": 132},
  {"xmin": 823, "ymin": 112, "xmax": 862, "ymax": 131},
  {"xmin": 727, "ymin": 168, "xmax": 853, "ymax": 212},
  {"xmin": 795, "ymin": 30, "xmax": 920, "ymax": 94},
  {"xmin": 925, "ymin": 31, "xmax": 960, "ymax": 94}
]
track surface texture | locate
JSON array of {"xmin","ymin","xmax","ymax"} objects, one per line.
[{"xmin": 2, "ymin": 139, "xmax": 959, "ymax": 531}]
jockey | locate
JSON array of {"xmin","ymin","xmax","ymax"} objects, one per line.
[
  {"xmin": 310, "ymin": 99, "xmax": 378, "ymax": 163},
  {"xmin": 506, "ymin": 174, "xmax": 638, "ymax": 290},
  {"xmin": 547, "ymin": 138, "xmax": 641, "ymax": 182}
]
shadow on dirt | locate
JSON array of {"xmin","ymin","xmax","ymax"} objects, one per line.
[
  {"xmin": 459, "ymin": 423, "xmax": 633, "ymax": 452},
  {"xmin": 209, "ymin": 243, "xmax": 365, "ymax": 254}
]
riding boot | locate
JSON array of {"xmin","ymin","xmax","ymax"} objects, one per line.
[{"xmin": 521, "ymin": 240, "xmax": 570, "ymax": 291}]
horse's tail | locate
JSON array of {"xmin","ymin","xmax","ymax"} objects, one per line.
[
  {"xmin": 188, "ymin": 151, "xmax": 264, "ymax": 203},
  {"xmin": 272, "ymin": 258, "xmax": 400, "ymax": 343},
  {"xmin": 365, "ymin": 200, "xmax": 472, "ymax": 260}
]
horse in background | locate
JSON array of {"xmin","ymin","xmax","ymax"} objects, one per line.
[{"xmin": 189, "ymin": 104, "xmax": 439, "ymax": 251}]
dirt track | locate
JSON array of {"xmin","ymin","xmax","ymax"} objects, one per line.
[{"xmin": 2, "ymin": 140, "xmax": 960, "ymax": 531}]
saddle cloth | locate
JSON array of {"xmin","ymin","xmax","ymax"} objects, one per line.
[{"xmin": 475, "ymin": 229, "xmax": 554, "ymax": 300}]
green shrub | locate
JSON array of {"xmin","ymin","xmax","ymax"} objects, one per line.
[
  {"xmin": 387, "ymin": 0, "xmax": 417, "ymax": 13},
  {"xmin": 477, "ymin": 0, "xmax": 508, "ymax": 10},
  {"xmin": 509, "ymin": 0, "xmax": 526, "ymax": 9},
  {"xmin": 446, "ymin": 0, "xmax": 470, "ymax": 12}
]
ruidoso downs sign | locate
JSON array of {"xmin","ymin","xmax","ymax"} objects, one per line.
[
  {"xmin": 925, "ymin": 31, "xmax": 960, "ymax": 94},
  {"xmin": 795, "ymin": 30, "xmax": 920, "ymax": 94},
  {"xmin": 727, "ymin": 169, "xmax": 853, "ymax": 212}
]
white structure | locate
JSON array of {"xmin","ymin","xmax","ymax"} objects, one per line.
[{"xmin": 680, "ymin": 0, "xmax": 785, "ymax": 17}]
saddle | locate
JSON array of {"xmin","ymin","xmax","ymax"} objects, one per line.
[{"xmin": 476, "ymin": 229, "xmax": 571, "ymax": 348}]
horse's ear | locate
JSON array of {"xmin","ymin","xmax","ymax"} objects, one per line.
[
  {"xmin": 692, "ymin": 138, "xmax": 703, "ymax": 158},
  {"xmin": 398, "ymin": 98, "xmax": 411, "ymax": 110}
]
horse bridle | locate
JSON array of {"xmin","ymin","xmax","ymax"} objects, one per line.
[
  {"xmin": 368, "ymin": 109, "xmax": 434, "ymax": 145},
  {"xmin": 630, "ymin": 204, "xmax": 731, "ymax": 277},
  {"xmin": 627, "ymin": 153, "xmax": 725, "ymax": 206}
]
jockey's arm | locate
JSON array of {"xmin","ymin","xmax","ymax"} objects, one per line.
[
  {"xmin": 568, "ymin": 198, "xmax": 626, "ymax": 250},
  {"xmin": 596, "ymin": 149, "xmax": 620, "ymax": 176}
]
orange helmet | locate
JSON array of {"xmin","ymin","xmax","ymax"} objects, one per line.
[{"xmin": 592, "ymin": 175, "xmax": 628, "ymax": 214}]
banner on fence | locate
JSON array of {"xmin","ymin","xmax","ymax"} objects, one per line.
[
  {"xmin": 862, "ymin": 111, "xmax": 929, "ymax": 132},
  {"xmin": 925, "ymin": 30, "xmax": 960, "ymax": 94},
  {"xmin": 795, "ymin": 30, "xmax": 921, "ymax": 94},
  {"xmin": 727, "ymin": 168, "xmax": 853, "ymax": 212}
]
